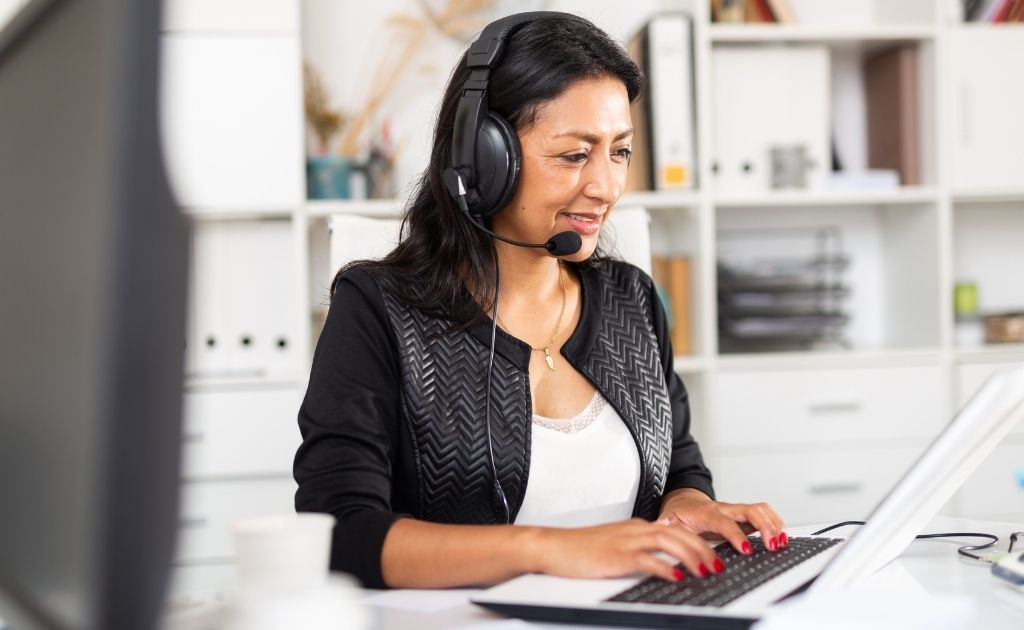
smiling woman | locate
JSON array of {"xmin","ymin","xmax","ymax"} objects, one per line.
[{"xmin": 292, "ymin": 11, "xmax": 787, "ymax": 591}]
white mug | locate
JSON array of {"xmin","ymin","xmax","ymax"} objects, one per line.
[{"xmin": 232, "ymin": 512, "xmax": 336, "ymax": 596}]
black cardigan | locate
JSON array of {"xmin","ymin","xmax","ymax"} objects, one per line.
[{"xmin": 293, "ymin": 260, "xmax": 714, "ymax": 588}]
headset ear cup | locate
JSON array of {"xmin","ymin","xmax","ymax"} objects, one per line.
[{"xmin": 468, "ymin": 112, "xmax": 521, "ymax": 218}]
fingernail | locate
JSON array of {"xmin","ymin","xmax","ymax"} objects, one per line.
[
  {"xmin": 769, "ymin": 537, "xmax": 778, "ymax": 551},
  {"xmin": 713, "ymin": 558, "xmax": 725, "ymax": 573},
  {"xmin": 698, "ymin": 563, "xmax": 710, "ymax": 577},
  {"xmin": 780, "ymin": 532, "xmax": 789, "ymax": 547},
  {"xmin": 742, "ymin": 541, "xmax": 753, "ymax": 555},
  {"xmin": 673, "ymin": 568, "xmax": 685, "ymax": 581}
]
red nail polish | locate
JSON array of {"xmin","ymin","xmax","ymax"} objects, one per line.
[
  {"xmin": 713, "ymin": 558, "xmax": 724, "ymax": 573},
  {"xmin": 742, "ymin": 541, "xmax": 753, "ymax": 555},
  {"xmin": 769, "ymin": 537, "xmax": 778, "ymax": 551},
  {"xmin": 780, "ymin": 532, "xmax": 789, "ymax": 547},
  {"xmin": 673, "ymin": 568, "xmax": 685, "ymax": 581},
  {"xmin": 698, "ymin": 563, "xmax": 710, "ymax": 577}
]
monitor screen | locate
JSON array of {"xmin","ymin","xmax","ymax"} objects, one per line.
[{"xmin": 0, "ymin": 0, "xmax": 186, "ymax": 628}]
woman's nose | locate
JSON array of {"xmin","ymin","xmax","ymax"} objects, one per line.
[{"xmin": 582, "ymin": 152, "xmax": 621, "ymax": 204}]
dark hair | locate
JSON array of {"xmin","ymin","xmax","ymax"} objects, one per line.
[{"xmin": 330, "ymin": 13, "xmax": 644, "ymax": 327}]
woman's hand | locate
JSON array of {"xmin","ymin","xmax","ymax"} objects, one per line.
[
  {"xmin": 657, "ymin": 488, "xmax": 788, "ymax": 555},
  {"xmin": 529, "ymin": 518, "xmax": 726, "ymax": 583}
]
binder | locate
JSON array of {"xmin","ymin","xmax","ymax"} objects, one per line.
[
  {"xmin": 256, "ymin": 220, "xmax": 298, "ymax": 377},
  {"xmin": 864, "ymin": 45, "xmax": 920, "ymax": 186},
  {"xmin": 646, "ymin": 13, "xmax": 697, "ymax": 190},
  {"xmin": 651, "ymin": 254, "xmax": 693, "ymax": 355},
  {"xmin": 189, "ymin": 221, "xmax": 232, "ymax": 376},
  {"xmin": 624, "ymin": 28, "xmax": 652, "ymax": 192},
  {"xmin": 711, "ymin": 46, "xmax": 830, "ymax": 193}
]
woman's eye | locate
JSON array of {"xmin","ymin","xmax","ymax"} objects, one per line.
[
  {"xmin": 614, "ymin": 148, "xmax": 633, "ymax": 162},
  {"xmin": 561, "ymin": 152, "xmax": 589, "ymax": 163}
]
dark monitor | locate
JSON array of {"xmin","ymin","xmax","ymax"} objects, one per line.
[{"xmin": 0, "ymin": 0, "xmax": 186, "ymax": 628}]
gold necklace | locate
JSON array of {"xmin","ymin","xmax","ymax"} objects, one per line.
[{"xmin": 497, "ymin": 263, "xmax": 567, "ymax": 372}]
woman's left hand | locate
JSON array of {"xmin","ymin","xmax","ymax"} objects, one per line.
[{"xmin": 656, "ymin": 488, "xmax": 788, "ymax": 556}]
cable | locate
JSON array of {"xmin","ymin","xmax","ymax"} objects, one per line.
[
  {"xmin": 485, "ymin": 243, "xmax": 511, "ymax": 525},
  {"xmin": 811, "ymin": 520, "xmax": 1001, "ymax": 563},
  {"xmin": 454, "ymin": 188, "xmax": 509, "ymax": 528}
]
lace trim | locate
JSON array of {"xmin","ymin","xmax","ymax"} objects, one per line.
[{"xmin": 532, "ymin": 392, "xmax": 607, "ymax": 434}]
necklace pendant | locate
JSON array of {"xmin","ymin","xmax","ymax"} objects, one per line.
[
  {"xmin": 543, "ymin": 348, "xmax": 556, "ymax": 372},
  {"xmin": 540, "ymin": 348, "xmax": 557, "ymax": 372}
]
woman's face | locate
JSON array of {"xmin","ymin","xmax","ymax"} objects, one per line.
[{"xmin": 492, "ymin": 75, "xmax": 633, "ymax": 263}]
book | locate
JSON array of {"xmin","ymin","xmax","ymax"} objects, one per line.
[
  {"xmin": 624, "ymin": 27, "xmax": 652, "ymax": 192},
  {"xmin": 766, "ymin": 0, "xmax": 797, "ymax": 23},
  {"xmin": 652, "ymin": 254, "xmax": 693, "ymax": 355},
  {"xmin": 745, "ymin": 0, "xmax": 777, "ymax": 22},
  {"xmin": 712, "ymin": 0, "xmax": 746, "ymax": 23},
  {"xmin": 864, "ymin": 45, "xmax": 920, "ymax": 186}
]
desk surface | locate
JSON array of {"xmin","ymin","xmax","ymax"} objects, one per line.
[{"xmin": 362, "ymin": 516, "xmax": 1024, "ymax": 630}]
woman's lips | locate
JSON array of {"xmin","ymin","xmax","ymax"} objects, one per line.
[{"xmin": 561, "ymin": 211, "xmax": 603, "ymax": 235}]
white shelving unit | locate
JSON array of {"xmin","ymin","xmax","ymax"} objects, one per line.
[{"xmin": 163, "ymin": 0, "xmax": 1024, "ymax": 596}]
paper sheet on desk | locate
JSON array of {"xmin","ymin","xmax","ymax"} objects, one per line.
[
  {"xmin": 362, "ymin": 588, "xmax": 480, "ymax": 613},
  {"xmin": 753, "ymin": 562, "xmax": 974, "ymax": 630}
]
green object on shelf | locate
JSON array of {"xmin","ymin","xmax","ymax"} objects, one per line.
[
  {"xmin": 953, "ymin": 281, "xmax": 979, "ymax": 318},
  {"xmin": 307, "ymin": 155, "xmax": 352, "ymax": 199}
]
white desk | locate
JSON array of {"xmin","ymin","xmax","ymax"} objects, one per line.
[{"xmin": 360, "ymin": 516, "xmax": 1024, "ymax": 630}]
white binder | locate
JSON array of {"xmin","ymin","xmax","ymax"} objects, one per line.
[
  {"xmin": 647, "ymin": 13, "xmax": 696, "ymax": 190},
  {"xmin": 712, "ymin": 46, "xmax": 830, "ymax": 193}
]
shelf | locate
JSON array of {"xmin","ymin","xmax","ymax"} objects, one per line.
[
  {"xmin": 620, "ymin": 190, "xmax": 701, "ymax": 210},
  {"xmin": 673, "ymin": 355, "xmax": 706, "ymax": 373},
  {"xmin": 709, "ymin": 23, "xmax": 937, "ymax": 44},
  {"xmin": 955, "ymin": 344, "xmax": 1024, "ymax": 364},
  {"xmin": 183, "ymin": 207, "xmax": 294, "ymax": 221},
  {"xmin": 715, "ymin": 347, "xmax": 943, "ymax": 372},
  {"xmin": 305, "ymin": 198, "xmax": 403, "ymax": 218},
  {"xmin": 951, "ymin": 189, "xmax": 1024, "ymax": 204},
  {"xmin": 183, "ymin": 374, "xmax": 304, "ymax": 391},
  {"xmin": 713, "ymin": 187, "xmax": 939, "ymax": 208}
]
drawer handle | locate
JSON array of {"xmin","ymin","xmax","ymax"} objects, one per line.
[
  {"xmin": 808, "ymin": 483, "xmax": 863, "ymax": 495},
  {"xmin": 807, "ymin": 401, "xmax": 862, "ymax": 415},
  {"xmin": 179, "ymin": 516, "xmax": 209, "ymax": 529},
  {"xmin": 183, "ymin": 432, "xmax": 205, "ymax": 444}
]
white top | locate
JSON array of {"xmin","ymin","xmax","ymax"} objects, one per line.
[{"xmin": 514, "ymin": 392, "xmax": 641, "ymax": 528}]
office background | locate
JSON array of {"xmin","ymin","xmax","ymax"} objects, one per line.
[{"xmin": 157, "ymin": 0, "xmax": 1024, "ymax": 597}]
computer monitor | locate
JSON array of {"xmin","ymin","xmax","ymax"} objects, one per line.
[{"xmin": 0, "ymin": 0, "xmax": 186, "ymax": 628}]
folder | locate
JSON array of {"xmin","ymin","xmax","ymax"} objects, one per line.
[
  {"xmin": 646, "ymin": 13, "xmax": 697, "ymax": 190},
  {"xmin": 188, "ymin": 221, "xmax": 231, "ymax": 376},
  {"xmin": 651, "ymin": 254, "xmax": 693, "ymax": 356},
  {"xmin": 712, "ymin": 46, "xmax": 830, "ymax": 193},
  {"xmin": 864, "ymin": 45, "xmax": 920, "ymax": 186}
]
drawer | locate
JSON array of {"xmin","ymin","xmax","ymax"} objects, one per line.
[
  {"xmin": 950, "ymin": 440, "xmax": 1024, "ymax": 518},
  {"xmin": 710, "ymin": 444, "xmax": 928, "ymax": 527},
  {"xmin": 176, "ymin": 477, "xmax": 297, "ymax": 562},
  {"xmin": 712, "ymin": 366, "xmax": 946, "ymax": 448},
  {"xmin": 957, "ymin": 362, "xmax": 1024, "ymax": 436},
  {"xmin": 182, "ymin": 387, "xmax": 303, "ymax": 477}
]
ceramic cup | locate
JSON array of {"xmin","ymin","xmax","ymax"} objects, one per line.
[{"xmin": 232, "ymin": 513, "xmax": 336, "ymax": 596}]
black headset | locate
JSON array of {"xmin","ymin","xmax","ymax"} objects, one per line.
[{"xmin": 443, "ymin": 11, "xmax": 583, "ymax": 219}]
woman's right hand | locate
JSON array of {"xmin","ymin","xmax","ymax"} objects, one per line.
[{"xmin": 529, "ymin": 518, "xmax": 725, "ymax": 583}]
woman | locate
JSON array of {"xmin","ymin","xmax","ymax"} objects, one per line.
[{"xmin": 294, "ymin": 11, "xmax": 786, "ymax": 590}]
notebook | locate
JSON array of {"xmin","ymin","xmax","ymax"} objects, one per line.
[{"xmin": 472, "ymin": 366, "xmax": 1024, "ymax": 628}]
